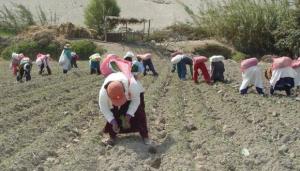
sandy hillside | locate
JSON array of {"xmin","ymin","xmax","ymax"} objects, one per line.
[
  {"xmin": 0, "ymin": 41, "xmax": 299, "ymax": 171},
  {"xmin": 0, "ymin": 0, "xmax": 206, "ymax": 29}
]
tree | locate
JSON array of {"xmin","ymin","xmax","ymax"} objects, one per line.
[{"xmin": 84, "ymin": 0, "xmax": 120, "ymax": 36}]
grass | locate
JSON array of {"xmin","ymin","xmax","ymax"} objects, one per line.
[{"xmin": 0, "ymin": 30, "xmax": 15, "ymax": 37}]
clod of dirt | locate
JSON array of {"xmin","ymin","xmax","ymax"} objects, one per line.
[
  {"xmin": 117, "ymin": 146, "xmax": 126, "ymax": 155},
  {"xmin": 195, "ymin": 164, "xmax": 211, "ymax": 171},
  {"xmin": 99, "ymin": 148, "xmax": 106, "ymax": 156},
  {"xmin": 289, "ymin": 153, "xmax": 296, "ymax": 158},
  {"xmin": 278, "ymin": 145, "xmax": 289, "ymax": 154},
  {"xmin": 158, "ymin": 132, "xmax": 167, "ymax": 139},
  {"xmin": 109, "ymin": 165, "xmax": 120, "ymax": 171},
  {"xmin": 148, "ymin": 145, "xmax": 157, "ymax": 154},
  {"xmin": 66, "ymin": 127, "xmax": 80, "ymax": 137},
  {"xmin": 150, "ymin": 157, "xmax": 161, "ymax": 169},
  {"xmin": 282, "ymin": 159, "xmax": 294, "ymax": 169},
  {"xmin": 63, "ymin": 111, "xmax": 71, "ymax": 116},
  {"xmin": 225, "ymin": 130, "xmax": 236, "ymax": 137},
  {"xmin": 280, "ymin": 135, "xmax": 290, "ymax": 144},
  {"xmin": 46, "ymin": 157, "xmax": 56, "ymax": 163},
  {"xmin": 272, "ymin": 112, "xmax": 280, "ymax": 117},
  {"xmin": 184, "ymin": 122, "xmax": 197, "ymax": 132},
  {"xmin": 73, "ymin": 104, "xmax": 80, "ymax": 111},
  {"xmin": 158, "ymin": 118, "xmax": 166, "ymax": 125},
  {"xmin": 241, "ymin": 148, "xmax": 250, "ymax": 157},
  {"xmin": 73, "ymin": 138, "xmax": 80, "ymax": 143},
  {"xmin": 37, "ymin": 167, "xmax": 45, "ymax": 171}
]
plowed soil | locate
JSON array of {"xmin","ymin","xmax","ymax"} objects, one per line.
[{"xmin": 0, "ymin": 42, "xmax": 299, "ymax": 171}]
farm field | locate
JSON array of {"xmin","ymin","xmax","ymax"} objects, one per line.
[{"xmin": 0, "ymin": 42, "xmax": 299, "ymax": 171}]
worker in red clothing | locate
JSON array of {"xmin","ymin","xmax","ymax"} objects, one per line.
[{"xmin": 193, "ymin": 56, "xmax": 211, "ymax": 84}]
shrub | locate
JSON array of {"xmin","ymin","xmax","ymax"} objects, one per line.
[
  {"xmin": 1, "ymin": 40, "xmax": 38, "ymax": 60},
  {"xmin": 1, "ymin": 40, "xmax": 61, "ymax": 60},
  {"xmin": 193, "ymin": 43, "xmax": 232, "ymax": 59},
  {"xmin": 182, "ymin": 0, "xmax": 293, "ymax": 55},
  {"xmin": 42, "ymin": 41, "xmax": 61, "ymax": 58},
  {"xmin": 71, "ymin": 40, "xmax": 106, "ymax": 60},
  {"xmin": 232, "ymin": 52, "xmax": 247, "ymax": 62},
  {"xmin": 273, "ymin": 1, "xmax": 300, "ymax": 57},
  {"xmin": 84, "ymin": 0, "xmax": 120, "ymax": 35}
]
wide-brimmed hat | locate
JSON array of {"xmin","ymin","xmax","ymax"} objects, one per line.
[
  {"xmin": 64, "ymin": 44, "xmax": 71, "ymax": 49},
  {"xmin": 124, "ymin": 51, "xmax": 134, "ymax": 59}
]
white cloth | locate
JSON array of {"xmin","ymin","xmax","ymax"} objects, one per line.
[
  {"xmin": 295, "ymin": 67, "xmax": 300, "ymax": 86},
  {"xmin": 209, "ymin": 55, "xmax": 224, "ymax": 62},
  {"xmin": 132, "ymin": 60, "xmax": 145, "ymax": 75},
  {"xmin": 269, "ymin": 67, "xmax": 297, "ymax": 87},
  {"xmin": 124, "ymin": 51, "xmax": 134, "ymax": 59},
  {"xmin": 136, "ymin": 80, "xmax": 145, "ymax": 93},
  {"xmin": 59, "ymin": 50, "xmax": 71, "ymax": 71},
  {"xmin": 99, "ymin": 72, "xmax": 144, "ymax": 123},
  {"xmin": 171, "ymin": 54, "xmax": 184, "ymax": 64},
  {"xmin": 239, "ymin": 66, "xmax": 264, "ymax": 91}
]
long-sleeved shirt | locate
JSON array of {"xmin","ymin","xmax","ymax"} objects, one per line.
[
  {"xmin": 172, "ymin": 56, "xmax": 193, "ymax": 76},
  {"xmin": 270, "ymin": 67, "xmax": 297, "ymax": 87},
  {"xmin": 99, "ymin": 72, "xmax": 144, "ymax": 123},
  {"xmin": 240, "ymin": 65, "xmax": 264, "ymax": 90}
]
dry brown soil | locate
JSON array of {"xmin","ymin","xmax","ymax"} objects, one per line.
[{"xmin": 0, "ymin": 42, "xmax": 299, "ymax": 171}]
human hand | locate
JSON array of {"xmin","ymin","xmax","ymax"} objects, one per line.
[
  {"xmin": 123, "ymin": 114, "xmax": 131, "ymax": 129},
  {"xmin": 112, "ymin": 123, "xmax": 120, "ymax": 133},
  {"xmin": 111, "ymin": 120, "xmax": 120, "ymax": 133}
]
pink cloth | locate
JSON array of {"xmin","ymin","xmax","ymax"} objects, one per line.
[
  {"xmin": 100, "ymin": 54, "xmax": 132, "ymax": 78},
  {"xmin": 36, "ymin": 53, "xmax": 50, "ymax": 66},
  {"xmin": 10, "ymin": 53, "xmax": 24, "ymax": 75},
  {"xmin": 241, "ymin": 58, "xmax": 258, "ymax": 72},
  {"xmin": 291, "ymin": 59, "xmax": 300, "ymax": 68},
  {"xmin": 193, "ymin": 56, "xmax": 208, "ymax": 65},
  {"xmin": 272, "ymin": 57, "xmax": 292, "ymax": 70},
  {"xmin": 137, "ymin": 53, "xmax": 152, "ymax": 60}
]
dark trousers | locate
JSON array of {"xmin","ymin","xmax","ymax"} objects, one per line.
[
  {"xmin": 39, "ymin": 63, "xmax": 52, "ymax": 75},
  {"xmin": 211, "ymin": 61, "xmax": 225, "ymax": 82},
  {"xmin": 17, "ymin": 68, "xmax": 31, "ymax": 81},
  {"xmin": 103, "ymin": 93, "xmax": 148, "ymax": 139},
  {"xmin": 240, "ymin": 87, "xmax": 264, "ymax": 95},
  {"xmin": 143, "ymin": 59, "xmax": 158, "ymax": 76},
  {"xmin": 90, "ymin": 68, "xmax": 101, "ymax": 75},
  {"xmin": 90, "ymin": 61, "xmax": 100, "ymax": 75},
  {"xmin": 270, "ymin": 77, "xmax": 294, "ymax": 96},
  {"xmin": 174, "ymin": 57, "xmax": 193, "ymax": 80},
  {"xmin": 71, "ymin": 58, "xmax": 78, "ymax": 68},
  {"xmin": 176, "ymin": 61, "xmax": 188, "ymax": 80}
]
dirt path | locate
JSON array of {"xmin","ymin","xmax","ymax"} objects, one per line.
[{"xmin": 0, "ymin": 43, "xmax": 299, "ymax": 171}]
